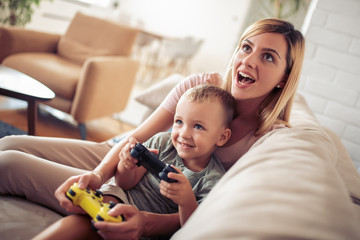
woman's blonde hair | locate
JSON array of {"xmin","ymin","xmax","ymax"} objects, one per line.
[{"xmin": 222, "ymin": 18, "xmax": 305, "ymax": 135}]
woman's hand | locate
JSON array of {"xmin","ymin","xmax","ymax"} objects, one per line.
[
  {"xmin": 94, "ymin": 204, "xmax": 145, "ymax": 240},
  {"xmin": 54, "ymin": 171, "xmax": 103, "ymax": 213}
]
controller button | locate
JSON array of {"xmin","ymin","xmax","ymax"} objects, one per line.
[
  {"xmin": 109, "ymin": 201, "xmax": 116, "ymax": 208},
  {"xmin": 159, "ymin": 171, "xmax": 167, "ymax": 181},
  {"xmin": 68, "ymin": 189, "xmax": 76, "ymax": 197},
  {"xmin": 95, "ymin": 190, "xmax": 103, "ymax": 198}
]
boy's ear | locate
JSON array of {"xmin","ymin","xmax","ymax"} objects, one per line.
[{"xmin": 216, "ymin": 128, "xmax": 231, "ymax": 147}]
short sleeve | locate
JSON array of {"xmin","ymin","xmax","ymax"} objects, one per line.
[{"xmin": 160, "ymin": 72, "xmax": 223, "ymax": 115}]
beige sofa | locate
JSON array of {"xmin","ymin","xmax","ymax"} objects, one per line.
[
  {"xmin": 1, "ymin": 75, "xmax": 360, "ymax": 239},
  {"xmin": 0, "ymin": 12, "xmax": 140, "ymax": 139}
]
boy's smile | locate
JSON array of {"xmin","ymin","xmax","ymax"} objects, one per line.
[{"xmin": 171, "ymin": 97, "xmax": 230, "ymax": 171}]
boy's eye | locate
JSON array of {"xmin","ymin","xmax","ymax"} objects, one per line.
[
  {"xmin": 264, "ymin": 53, "xmax": 274, "ymax": 62},
  {"xmin": 194, "ymin": 124, "xmax": 204, "ymax": 130}
]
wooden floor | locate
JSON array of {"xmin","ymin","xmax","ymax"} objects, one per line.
[{"xmin": 0, "ymin": 96, "xmax": 135, "ymax": 142}]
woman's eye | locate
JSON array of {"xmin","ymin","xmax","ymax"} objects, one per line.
[
  {"xmin": 264, "ymin": 53, "xmax": 274, "ymax": 62},
  {"xmin": 241, "ymin": 44, "xmax": 251, "ymax": 53},
  {"xmin": 194, "ymin": 124, "xmax": 204, "ymax": 130},
  {"xmin": 175, "ymin": 119, "xmax": 183, "ymax": 125}
]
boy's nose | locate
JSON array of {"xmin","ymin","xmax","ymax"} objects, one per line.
[{"xmin": 179, "ymin": 127, "xmax": 191, "ymax": 138}]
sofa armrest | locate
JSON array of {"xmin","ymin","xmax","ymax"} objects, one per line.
[
  {"xmin": 0, "ymin": 27, "xmax": 60, "ymax": 62},
  {"xmin": 71, "ymin": 56, "xmax": 139, "ymax": 123}
]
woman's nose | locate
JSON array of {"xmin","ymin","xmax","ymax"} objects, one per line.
[{"xmin": 242, "ymin": 54, "xmax": 256, "ymax": 68}]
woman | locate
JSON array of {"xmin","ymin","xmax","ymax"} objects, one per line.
[{"xmin": 0, "ymin": 18, "xmax": 304, "ymax": 239}]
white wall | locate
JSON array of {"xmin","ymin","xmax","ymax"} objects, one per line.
[
  {"xmin": 113, "ymin": 0, "xmax": 252, "ymax": 74},
  {"xmin": 300, "ymin": 0, "xmax": 360, "ymax": 170},
  {"xmin": 26, "ymin": 0, "xmax": 251, "ymax": 75}
]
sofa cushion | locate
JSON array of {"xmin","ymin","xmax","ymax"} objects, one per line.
[
  {"xmin": 172, "ymin": 127, "xmax": 360, "ymax": 239},
  {"xmin": 290, "ymin": 95, "xmax": 360, "ymax": 202},
  {"xmin": 0, "ymin": 195, "xmax": 61, "ymax": 240},
  {"xmin": 325, "ymin": 127, "xmax": 360, "ymax": 205},
  {"xmin": 57, "ymin": 12, "xmax": 139, "ymax": 65},
  {"xmin": 171, "ymin": 94, "xmax": 360, "ymax": 239}
]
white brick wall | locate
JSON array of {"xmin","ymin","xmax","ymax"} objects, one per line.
[{"xmin": 300, "ymin": 0, "xmax": 360, "ymax": 171}]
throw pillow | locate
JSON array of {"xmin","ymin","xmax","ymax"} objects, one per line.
[{"xmin": 134, "ymin": 73, "xmax": 184, "ymax": 110}]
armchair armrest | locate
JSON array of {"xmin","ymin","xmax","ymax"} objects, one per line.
[
  {"xmin": 0, "ymin": 27, "xmax": 61, "ymax": 62},
  {"xmin": 71, "ymin": 56, "xmax": 139, "ymax": 123}
]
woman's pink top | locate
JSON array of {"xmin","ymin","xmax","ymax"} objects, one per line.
[{"xmin": 160, "ymin": 73, "xmax": 285, "ymax": 170}]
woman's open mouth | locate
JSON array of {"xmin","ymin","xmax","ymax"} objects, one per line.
[{"xmin": 237, "ymin": 72, "xmax": 255, "ymax": 86}]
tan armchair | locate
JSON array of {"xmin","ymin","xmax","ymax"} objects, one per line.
[{"xmin": 0, "ymin": 12, "xmax": 140, "ymax": 139}]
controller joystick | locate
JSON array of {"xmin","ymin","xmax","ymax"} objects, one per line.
[{"xmin": 130, "ymin": 142, "xmax": 178, "ymax": 183}]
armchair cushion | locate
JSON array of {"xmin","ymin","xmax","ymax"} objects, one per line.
[
  {"xmin": 3, "ymin": 53, "xmax": 80, "ymax": 100},
  {"xmin": 57, "ymin": 12, "xmax": 139, "ymax": 65},
  {"xmin": 1, "ymin": 12, "xmax": 140, "ymax": 125}
]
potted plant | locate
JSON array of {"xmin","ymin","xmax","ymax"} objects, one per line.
[{"xmin": 0, "ymin": 0, "xmax": 43, "ymax": 26}]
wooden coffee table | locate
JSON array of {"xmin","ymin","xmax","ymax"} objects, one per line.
[{"xmin": 0, "ymin": 65, "xmax": 55, "ymax": 135}]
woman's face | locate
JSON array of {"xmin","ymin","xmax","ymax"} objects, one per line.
[{"xmin": 231, "ymin": 32, "xmax": 288, "ymax": 101}]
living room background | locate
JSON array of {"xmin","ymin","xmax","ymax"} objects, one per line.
[{"xmin": 22, "ymin": 0, "xmax": 360, "ymax": 167}]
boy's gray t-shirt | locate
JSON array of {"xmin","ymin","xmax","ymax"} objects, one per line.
[{"xmin": 128, "ymin": 132, "xmax": 225, "ymax": 214}]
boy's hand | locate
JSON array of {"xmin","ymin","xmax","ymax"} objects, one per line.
[
  {"xmin": 118, "ymin": 137, "xmax": 139, "ymax": 170},
  {"xmin": 159, "ymin": 166, "xmax": 196, "ymax": 207},
  {"xmin": 118, "ymin": 137, "xmax": 159, "ymax": 171}
]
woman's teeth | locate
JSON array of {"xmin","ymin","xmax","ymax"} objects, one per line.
[{"xmin": 238, "ymin": 72, "xmax": 255, "ymax": 85}]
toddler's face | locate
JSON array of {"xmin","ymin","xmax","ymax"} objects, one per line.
[{"xmin": 171, "ymin": 97, "xmax": 228, "ymax": 165}]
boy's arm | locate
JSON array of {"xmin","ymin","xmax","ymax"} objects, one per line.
[
  {"xmin": 92, "ymin": 107, "xmax": 174, "ymax": 183},
  {"xmin": 115, "ymin": 138, "xmax": 148, "ymax": 190},
  {"xmin": 159, "ymin": 168, "xmax": 198, "ymax": 226},
  {"xmin": 177, "ymin": 197, "xmax": 198, "ymax": 226}
]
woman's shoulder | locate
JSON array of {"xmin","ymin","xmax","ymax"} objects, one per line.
[{"xmin": 184, "ymin": 72, "xmax": 223, "ymax": 87}]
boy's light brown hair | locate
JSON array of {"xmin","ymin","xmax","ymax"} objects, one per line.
[{"xmin": 183, "ymin": 84, "xmax": 235, "ymax": 128}]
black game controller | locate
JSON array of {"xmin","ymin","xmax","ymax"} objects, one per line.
[{"xmin": 130, "ymin": 142, "xmax": 177, "ymax": 183}]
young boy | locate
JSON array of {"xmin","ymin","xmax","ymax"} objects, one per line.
[{"xmin": 34, "ymin": 84, "xmax": 234, "ymax": 239}]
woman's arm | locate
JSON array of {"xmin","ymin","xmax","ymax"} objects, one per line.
[
  {"xmin": 94, "ymin": 204, "xmax": 181, "ymax": 239},
  {"xmin": 142, "ymin": 211, "xmax": 181, "ymax": 237}
]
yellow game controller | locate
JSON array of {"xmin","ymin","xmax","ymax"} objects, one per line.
[{"xmin": 66, "ymin": 183, "xmax": 123, "ymax": 223}]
